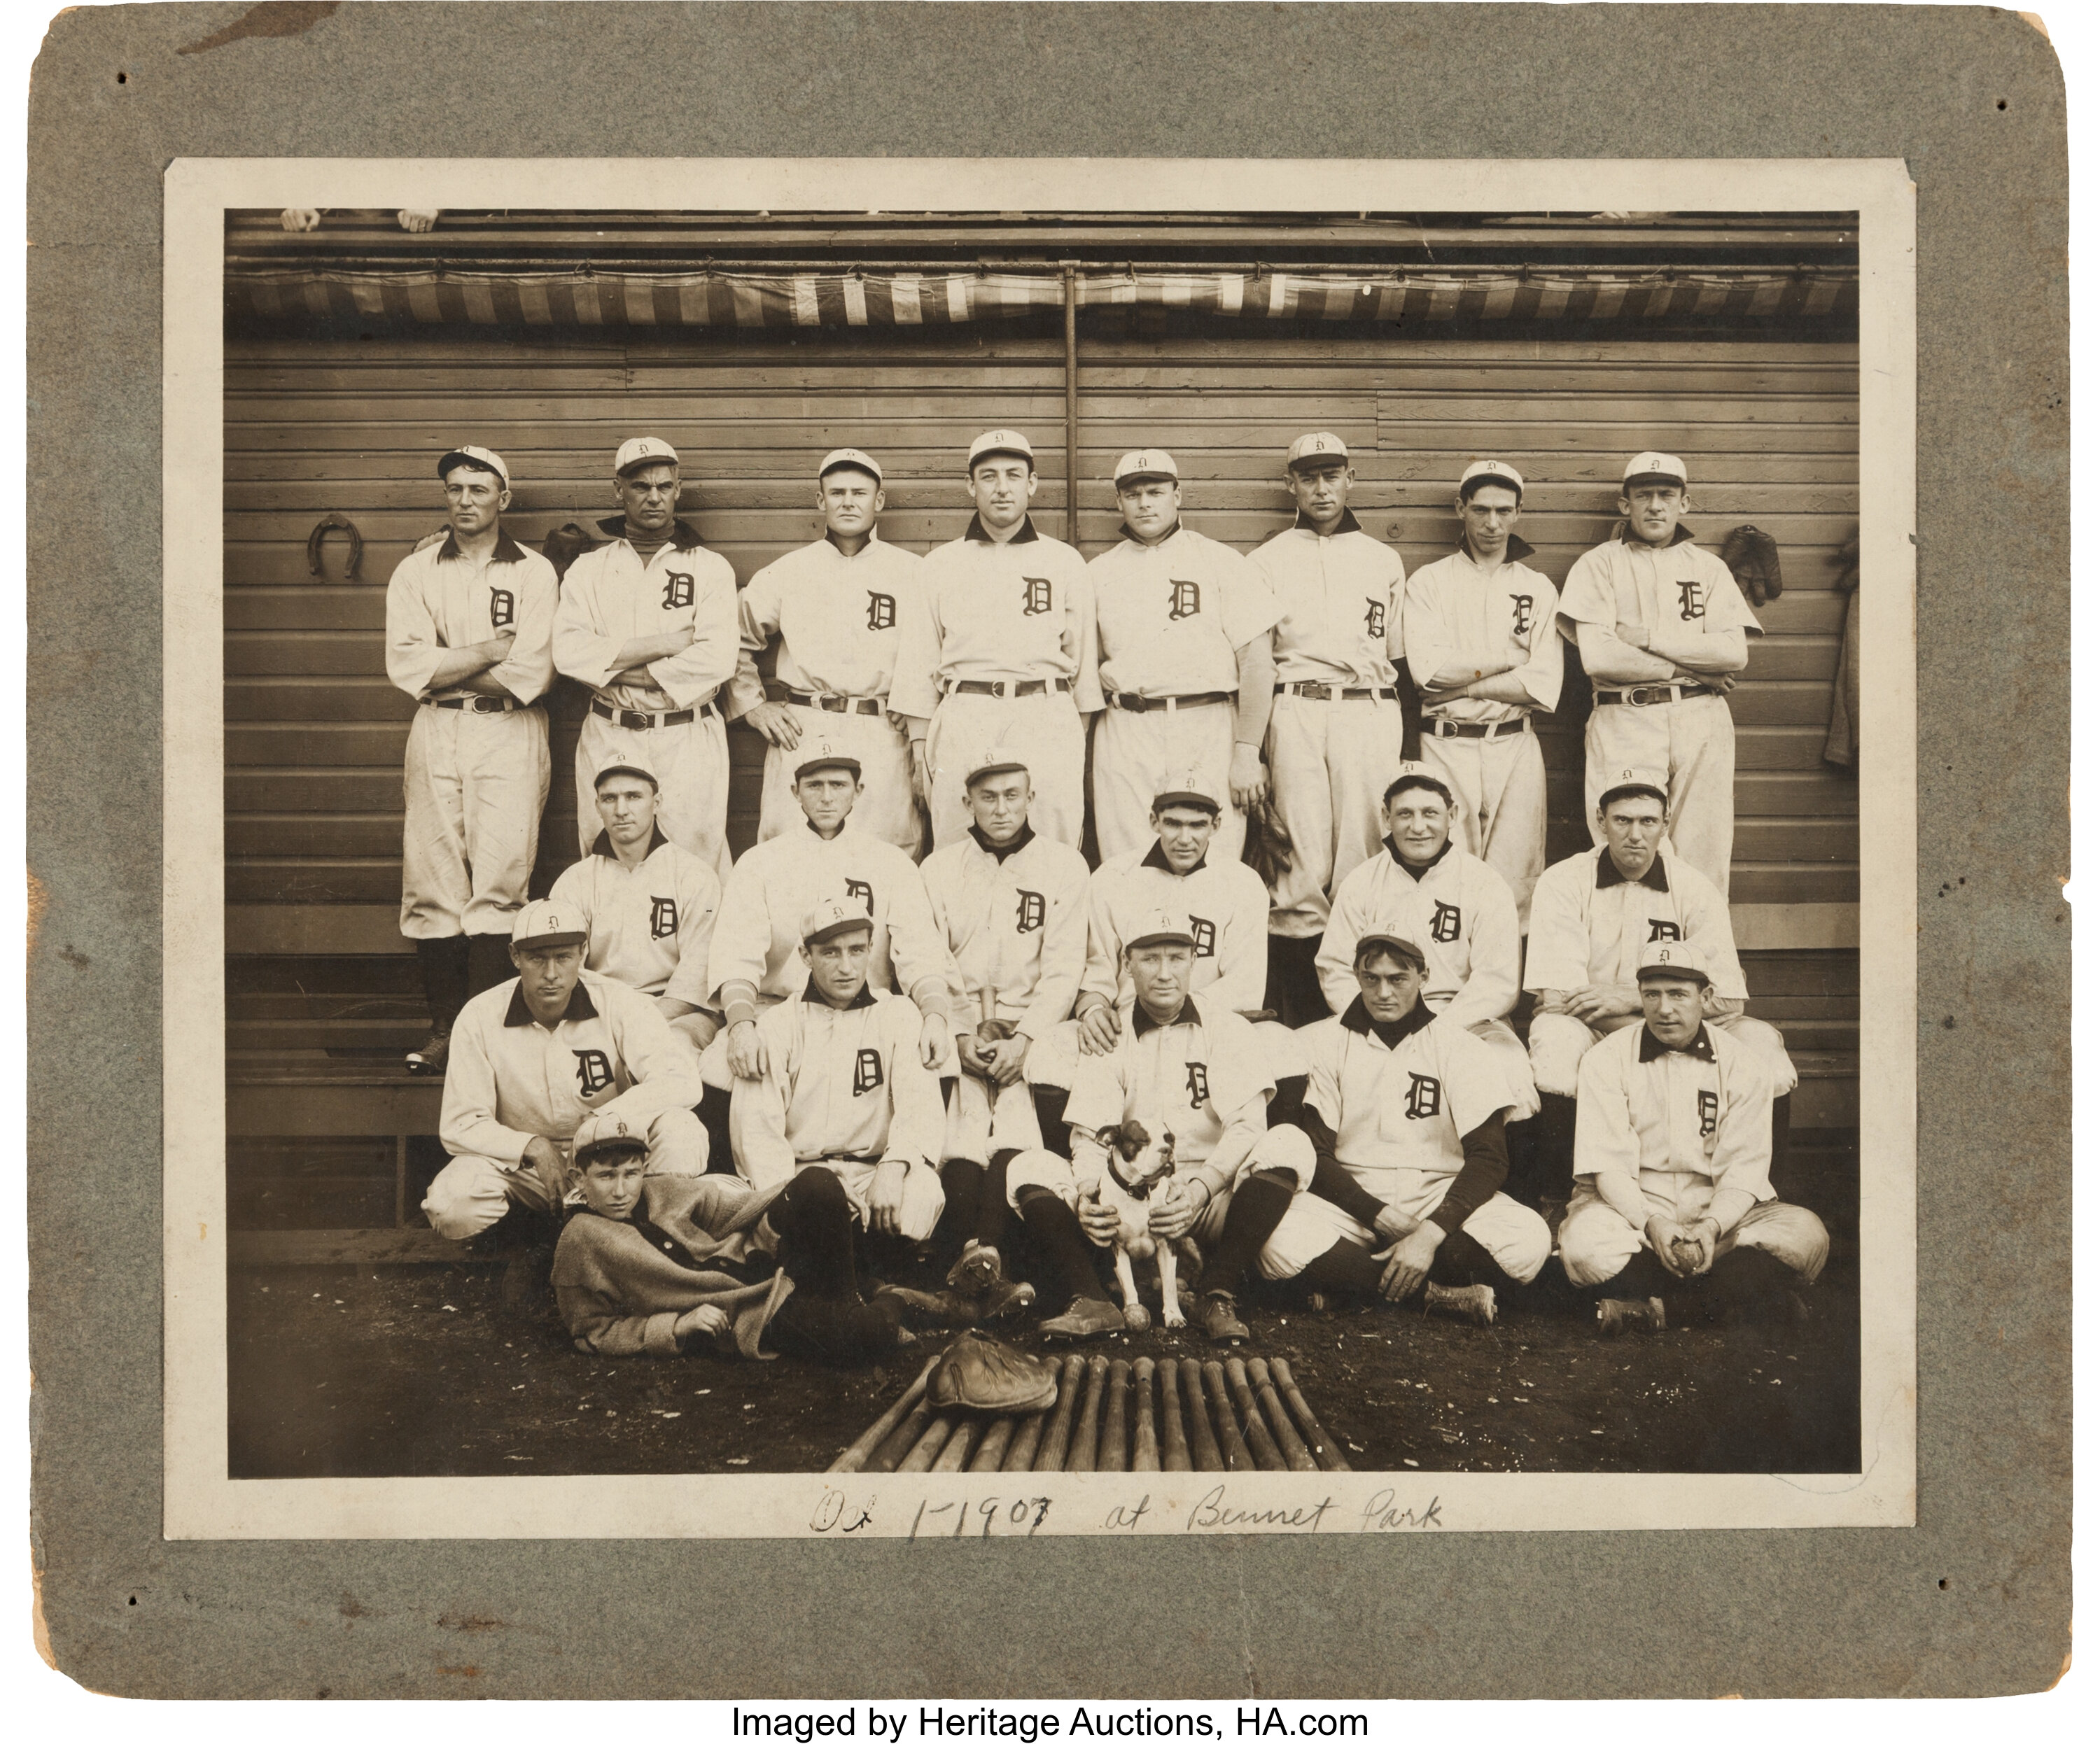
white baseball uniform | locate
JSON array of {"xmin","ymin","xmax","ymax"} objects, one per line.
[
  {"xmin": 1088, "ymin": 523, "xmax": 1282, "ymax": 864},
  {"xmin": 1404, "ymin": 536, "xmax": 1563, "ymax": 927},
  {"xmin": 1257, "ymin": 1005, "xmax": 1550, "ymax": 1284},
  {"xmin": 1559, "ymin": 1019, "xmax": 1827, "ymax": 1288},
  {"xmin": 1251, "ymin": 511, "xmax": 1409, "ymax": 939},
  {"xmin": 1314, "ymin": 838, "xmax": 1536, "ymax": 1117},
  {"xmin": 547, "ymin": 827, "xmax": 721, "ymax": 1014},
  {"xmin": 889, "ymin": 516, "xmax": 1102, "ymax": 849},
  {"xmin": 423, "ymin": 968, "xmax": 708, "ymax": 1240},
  {"xmin": 729, "ymin": 531, "xmax": 925, "ymax": 856},
  {"xmin": 729, "ymin": 985, "xmax": 948, "ymax": 1240},
  {"xmin": 1522, "ymin": 842, "xmax": 1797, "ymax": 1097},
  {"xmin": 552, "ymin": 518, "xmax": 743, "ymax": 879},
  {"xmin": 921, "ymin": 824, "xmax": 1091, "ymax": 1162},
  {"xmin": 385, "ymin": 531, "xmax": 558, "ymax": 941},
  {"xmin": 1558, "ymin": 529, "xmax": 1761, "ymax": 896}
]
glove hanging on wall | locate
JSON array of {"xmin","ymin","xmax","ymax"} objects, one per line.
[{"xmin": 1721, "ymin": 524, "xmax": 1784, "ymax": 607}]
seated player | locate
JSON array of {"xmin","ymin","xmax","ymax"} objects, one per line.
[
  {"xmin": 1006, "ymin": 909, "xmax": 1317, "ymax": 1344},
  {"xmin": 553, "ymin": 1111, "xmax": 916, "ymax": 1365},
  {"xmin": 549, "ymin": 745, "xmax": 721, "ymax": 1062},
  {"xmin": 1558, "ymin": 943, "xmax": 1828, "ymax": 1335},
  {"xmin": 1314, "ymin": 764, "xmax": 1537, "ymax": 1120},
  {"xmin": 1522, "ymin": 766, "xmax": 1798, "ymax": 1210},
  {"xmin": 918, "ymin": 745, "xmax": 1089, "ymax": 1314},
  {"xmin": 1261, "ymin": 930, "xmax": 1550, "ymax": 1325}
]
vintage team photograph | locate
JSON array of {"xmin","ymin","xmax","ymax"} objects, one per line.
[{"xmin": 163, "ymin": 160, "xmax": 1914, "ymax": 1534}]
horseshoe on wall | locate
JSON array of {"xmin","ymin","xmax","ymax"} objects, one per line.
[{"xmin": 306, "ymin": 511, "xmax": 365, "ymax": 582}]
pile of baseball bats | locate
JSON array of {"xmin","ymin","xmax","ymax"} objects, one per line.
[{"xmin": 828, "ymin": 1351, "xmax": 1351, "ymax": 1474}]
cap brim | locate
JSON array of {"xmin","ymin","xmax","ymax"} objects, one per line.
[
  {"xmin": 1597, "ymin": 782, "xmax": 1669, "ymax": 808},
  {"xmin": 804, "ymin": 917, "xmax": 875, "ymax": 947},
  {"xmin": 1354, "ymin": 934, "xmax": 1427, "ymax": 969},
  {"xmin": 1126, "ymin": 931, "xmax": 1197, "ymax": 952},
  {"xmin": 575, "ymin": 1137, "xmax": 650, "ymax": 1163},
  {"xmin": 617, "ymin": 454, "xmax": 679, "ymax": 476},
  {"xmin": 1288, "ymin": 453, "xmax": 1350, "ymax": 472},
  {"xmin": 1623, "ymin": 472, "xmax": 1685, "ymax": 490},
  {"xmin": 512, "ymin": 931, "xmax": 587, "ymax": 951},
  {"xmin": 794, "ymin": 757, "xmax": 863, "ymax": 779},
  {"xmin": 438, "ymin": 451, "xmax": 506, "ymax": 484},
  {"xmin": 593, "ymin": 764, "xmax": 659, "ymax": 788},
  {"xmin": 819, "ymin": 460, "xmax": 881, "ymax": 482},
  {"xmin": 968, "ymin": 447, "xmax": 1034, "ymax": 470},
  {"xmin": 965, "ymin": 761, "xmax": 1028, "ymax": 785},
  {"xmin": 1636, "ymin": 965, "xmax": 1710, "ymax": 987},
  {"xmin": 1151, "ymin": 791, "xmax": 1220, "ymax": 815},
  {"xmin": 1114, "ymin": 472, "xmax": 1177, "ymax": 488}
]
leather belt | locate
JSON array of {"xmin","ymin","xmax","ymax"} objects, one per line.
[
  {"xmin": 427, "ymin": 695, "xmax": 523, "ymax": 714},
  {"xmin": 592, "ymin": 697, "xmax": 713, "ymax": 730},
  {"xmin": 1423, "ymin": 716, "xmax": 1530, "ymax": 739},
  {"xmin": 946, "ymin": 677, "xmax": 1071, "ymax": 698},
  {"xmin": 1108, "ymin": 690, "xmax": 1234, "ymax": 712},
  {"xmin": 785, "ymin": 690, "xmax": 886, "ymax": 716},
  {"xmin": 1594, "ymin": 682, "xmax": 1716, "ymax": 708},
  {"xmin": 1276, "ymin": 682, "xmax": 1398, "ymax": 702}
]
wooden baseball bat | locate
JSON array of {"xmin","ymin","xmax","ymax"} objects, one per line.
[
  {"xmin": 1157, "ymin": 1354, "xmax": 1191, "ymax": 1470},
  {"xmin": 1032, "ymin": 1353, "xmax": 1086, "ymax": 1472},
  {"xmin": 931, "ymin": 1418, "xmax": 981, "ymax": 1473},
  {"xmin": 1004, "ymin": 1407, "xmax": 1049, "ymax": 1472},
  {"xmin": 1098, "ymin": 1359, "xmax": 1130, "ymax": 1473},
  {"xmin": 1225, "ymin": 1357, "xmax": 1288, "ymax": 1471},
  {"xmin": 867, "ymin": 1394, "xmax": 940, "ymax": 1475},
  {"xmin": 1270, "ymin": 1358, "xmax": 1352, "ymax": 1472},
  {"xmin": 1182, "ymin": 1358, "xmax": 1224, "ymax": 1471},
  {"xmin": 1246, "ymin": 1358, "xmax": 1320, "ymax": 1472},
  {"xmin": 827, "ymin": 1354, "xmax": 941, "ymax": 1473},
  {"xmin": 969, "ymin": 1417, "xmax": 1016, "ymax": 1472},
  {"xmin": 1065, "ymin": 1354, "xmax": 1110, "ymax": 1472},
  {"xmin": 1200, "ymin": 1360, "xmax": 1250, "ymax": 1472},
  {"xmin": 1132, "ymin": 1357, "xmax": 1161, "ymax": 1471},
  {"xmin": 895, "ymin": 1414, "xmax": 957, "ymax": 1473}
]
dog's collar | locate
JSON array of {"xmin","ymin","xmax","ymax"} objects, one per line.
[{"xmin": 1100, "ymin": 1132, "xmax": 1175, "ymax": 1200}]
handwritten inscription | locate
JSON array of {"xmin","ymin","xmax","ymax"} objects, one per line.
[
  {"xmin": 1359, "ymin": 1488, "xmax": 1443, "ymax": 1531},
  {"xmin": 1185, "ymin": 1484, "xmax": 1337, "ymax": 1533}
]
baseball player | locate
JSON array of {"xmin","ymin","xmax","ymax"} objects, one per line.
[
  {"xmin": 1313, "ymin": 765, "xmax": 1538, "ymax": 1120},
  {"xmin": 1404, "ymin": 459, "xmax": 1563, "ymax": 927},
  {"xmin": 1559, "ymin": 941, "xmax": 1828, "ymax": 1335},
  {"xmin": 1521, "ymin": 766, "xmax": 1795, "ymax": 1212},
  {"xmin": 552, "ymin": 437, "xmax": 743, "ymax": 878},
  {"xmin": 1558, "ymin": 451, "xmax": 1762, "ymax": 896},
  {"xmin": 1257, "ymin": 928, "xmax": 1550, "ymax": 1324},
  {"xmin": 384, "ymin": 444, "xmax": 559, "ymax": 1076},
  {"xmin": 547, "ymin": 745, "xmax": 722, "ymax": 1062},
  {"xmin": 421, "ymin": 899, "xmax": 708, "ymax": 1249},
  {"xmin": 918, "ymin": 745, "xmax": 1090, "ymax": 1306},
  {"xmin": 1086, "ymin": 449, "xmax": 1280, "ymax": 864},
  {"xmin": 890, "ymin": 429, "xmax": 1102, "ymax": 849},
  {"xmin": 728, "ymin": 447, "xmax": 925, "ymax": 856},
  {"xmin": 1007, "ymin": 908, "xmax": 1316, "ymax": 1344},
  {"xmin": 1250, "ymin": 432, "xmax": 1408, "ymax": 1016}
]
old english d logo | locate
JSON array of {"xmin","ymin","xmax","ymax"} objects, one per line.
[
  {"xmin": 1168, "ymin": 579, "xmax": 1202, "ymax": 621},
  {"xmin": 663, "ymin": 571, "xmax": 695, "ymax": 610},
  {"xmin": 1184, "ymin": 1060, "xmax": 1210, "ymax": 1109},
  {"xmin": 1021, "ymin": 577, "xmax": 1053, "ymax": 616},
  {"xmin": 1189, "ymin": 916, "xmax": 1217, "ymax": 958},
  {"xmin": 1646, "ymin": 918, "xmax": 1683, "ymax": 943},
  {"xmin": 1698, "ymin": 1090, "xmax": 1718, "ymax": 1137},
  {"xmin": 489, "ymin": 587, "xmax": 515, "ymax": 630},
  {"xmin": 1676, "ymin": 578, "xmax": 1704, "ymax": 621},
  {"xmin": 1404, "ymin": 1073, "xmax": 1443, "ymax": 1120},
  {"xmin": 1015, "ymin": 890, "xmax": 1045, "ymax": 934},
  {"xmin": 866, "ymin": 591, "xmax": 896, "ymax": 631},
  {"xmin": 1511, "ymin": 593, "xmax": 1533, "ymax": 636},
  {"xmin": 1364, "ymin": 598, "xmax": 1386, "ymax": 639},
  {"xmin": 852, "ymin": 1048, "xmax": 885, "ymax": 1097},
  {"xmin": 650, "ymin": 896, "xmax": 678, "ymax": 939},
  {"xmin": 573, "ymin": 1049, "xmax": 615, "ymax": 1097},
  {"xmin": 1429, "ymin": 900, "xmax": 1462, "ymax": 944},
  {"xmin": 844, "ymin": 878, "xmax": 874, "ymax": 915}
]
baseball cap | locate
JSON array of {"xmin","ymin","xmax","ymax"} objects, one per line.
[
  {"xmin": 511, "ymin": 897, "xmax": 588, "ymax": 951},
  {"xmin": 802, "ymin": 896, "xmax": 874, "ymax": 947},
  {"xmin": 1636, "ymin": 940, "xmax": 1712, "ymax": 987},
  {"xmin": 1286, "ymin": 432, "xmax": 1350, "ymax": 472},
  {"xmin": 1623, "ymin": 451, "xmax": 1688, "ymax": 490},
  {"xmin": 967, "ymin": 428, "xmax": 1035, "ymax": 471},
  {"xmin": 1352, "ymin": 927, "xmax": 1428, "ymax": 973},
  {"xmin": 1597, "ymin": 766, "xmax": 1670, "ymax": 810},
  {"xmin": 593, "ymin": 745, "xmax": 659, "ymax": 790},
  {"xmin": 615, "ymin": 436, "xmax": 680, "ymax": 477},
  {"xmin": 1126, "ymin": 908, "xmax": 1197, "ymax": 952},
  {"xmin": 1458, "ymin": 458, "xmax": 1525, "ymax": 498},
  {"xmin": 1152, "ymin": 767, "xmax": 1222, "ymax": 816},
  {"xmin": 793, "ymin": 738, "xmax": 862, "ymax": 781},
  {"xmin": 965, "ymin": 744, "xmax": 1029, "ymax": 787},
  {"xmin": 438, "ymin": 444, "xmax": 509, "ymax": 486},
  {"xmin": 1385, "ymin": 760, "xmax": 1454, "ymax": 806},
  {"xmin": 573, "ymin": 1111, "xmax": 649, "ymax": 1164},
  {"xmin": 1113, "ymin": 449, "xmax": 1179, "ymax": 487},
  {"xmin": 819, "ymin": 447, "xmax": 883, "ymax": 484}
]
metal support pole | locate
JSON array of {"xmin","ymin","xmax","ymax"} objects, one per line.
[{"xmin": 1063, "ymin": 264, "xmax": 1080, "ymax": 544}]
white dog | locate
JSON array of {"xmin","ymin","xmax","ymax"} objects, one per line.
[{"xmin": 1090, "ymin": 1120, "xmax": 1202, "ymax": 1332}]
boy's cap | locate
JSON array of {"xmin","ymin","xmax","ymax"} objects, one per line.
[
  {"xmin": 819, "ymin": 446, "xmax": 883, "ymax": 484},
  {"xmin": 512, "ymin": 898, "xmax": 588, "ymax": 950},
  {"xmin": 438, "ymin": 444, "xmax": 508, "ymax": 486},
  {"xmin": 1623, "ymin": 451, "xmax": 1688, "ymax": 489},
  {"xmin": 1113, "ymin": 448, "xmax": 1179, "ymax": 487},
  {"xmin": 965, "ymin": 745, "xmax": 1029, "ymax": 787},
  {"xmin": 594, "ymin": 745, "xmax": 659, "ymax": 790},
  {"xmin": 1126, "ymin": 908, "xmax": 1197, "ymax": 952},
  {"xmin": 802, "ymin": 896, "xmax": 874, "ymax": 946},
  {"xmin": 1354, "ymin": 928, "xmax": 1428, "ymax": 973},
  {"xmin": 1152, "ymin": 766, "xmax": 1222, "ymax": 815},
  {"xmin": 967, "ymin": 428, "xmax": 1035, "ymax": 470},
  {"xmin": 573, "ymin": 1111, "xmax": 649, "ymax": 1163},
  {"xmin": 1637, "ymin": 940, "xmax": 1712, "ymax": 987},
  {"xmin": 615, "ymin": 436, "xmax": 680, "ymax": 476},
  {"xmin": 793, "ymin": 738, "xmax": 862, "ymax": 781},
  {"xmin": 1286, "ymin": 432, "xmax": 1350, "ymax": 471},
  {"xmin": 1459, "ymin": 458, "xmax": 1524, "ymax": 494},
  {"xmin": 1598, "ymin": 766, "xmax": 1670, "ymax": 809}
]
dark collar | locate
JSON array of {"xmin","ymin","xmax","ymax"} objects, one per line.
[
  {"xmin": 590, "ymin": 824, "xmax": 671, "ymax": 861},
  {"xmin": 504, "ymin": 979, "xmax": 599, "ymax": 1027},
  {"xmin": 1620, "ymin": 524, "xmax": 1697, "ymax": 550},
  {"xmin": 1130, "ymin": 999, "xmax": 1201, "ymax": 1037},
  {"xmin": 969, "ymin": 821, "xmax": 1035, "ymax": 863},
  {"xmin": 1597, "ymin": 848, "xmax": 1670, "ymax": 892},
  {"xmin": 804, "ymin": 818, "xmax": 849, "ymax": 841},
  {"xmin": 437, "ymin": 529, "xmax": 528, "ymax": 564},
  {"xmin": 963, "ymin": 513, "xmax": 1040, "ymax": 545},
  {"xmin": 1639, "ymin": 1022, "xmax": 1716, "ymax": 1064},
  {"xmin": 823, "ymin": 528, "xmax": 875, "ymax": 556},
  {"xmin": 1457, "ymin": 533, "xmax": 1537, "ymax": 562},
  {"xmin": 802, "ymin": 980, "xmax": 877, "ymax": 1011},
  {"xmin": 1293, "ymin": 508, "xmax": 1363, "ymax": 536},
  {"xmin": 1383, "ymin": 836, "xmax": 1452, "ymax": 880},
  {"xmin": 1338, "ymin": 994, "xmax": 1435, "ymax": 1048},
  {"xmin": 596, "ymin": 514, "xmax": 705, "ymax": 553},
  {"xmin": 1116, "ymin": 521, "xmax": 1182, "ymax": 547},
  {"xmin": 1142, "ymin": 838, "xmax": 1207, "ymax": 877}
]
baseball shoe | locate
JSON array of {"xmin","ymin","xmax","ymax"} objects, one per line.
[
  {"xmin": 1595, "ymin": 1295, "xmax": 1667, "ymax": 1338},
  {"xmin": 1037, "ymin": 1295, "xmax": 1124, "ymax": 1342},
  {"xmin": 974, "ymin": 1277, "xmax": 1037, "ymax": 1322},
  {"xmin": 405, "ymin": 1029, "xmax": 450, "ymax": 1075},
  {"xmin": 1198, "ymin": 1291, "xmax": 1251, "ymax": 1346},
  {"xmin": 944, "ymin": 1239, "xmax": 1004, "ymax": 1293},
  {"xmin": 872, "ymin": 1284, "xmax": 978, "ymax": 1328},
  {"xmin": 1422, "ymin": 1281, "xmax": 1497, "ymax": 1327}
]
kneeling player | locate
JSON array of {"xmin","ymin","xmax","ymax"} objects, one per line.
[
  {"xmin": 1263, "ymin": 930, "xmax": 1550, "ymax": 1325},
  {"xmin": 1558, "ymin": 943, "xmax": 1828, "ymax": 1335}
]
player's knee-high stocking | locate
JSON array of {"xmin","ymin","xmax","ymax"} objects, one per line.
[
  {"xmin": 1427, "ymin": 1228, "xmax": 1499, "ymax": 1287},
  {"xmin": 1768, "ymin": 1094, "xmax": 1794, "ymax": 1195},
  {"xmin": 931, "ymin": 1158, "xmax": 984, "ymax": 1270},
  {"xmin": 416, "ymin": 936, "xmax": 472, "ymax": 1033},
  {"xmin": 1266, "ymin": 1075, "xmax": 1308, "ymax": 1130},
  {"xmin": 1014, "ymin": 1186, "xmax": 1112, "ymax": 1305},
  {"xmin": 696, "ymin": 1084, "xmax": 736, "ymax": 1176},
  {"xmin": 1029, "ymin": 1088, "xmax": 1072, "ymax": 1158},
  {"xmin": 1524, "ymin": 1093, "xmax": 1578, "ymax": 1207},
  {"xmin": 465, "ymin": 934, "xmax": 514, "ymax": 998},
  {"xmin": 1195, "ymin": 1170, "xmax": 1296, "ymax": 1297},
  {"xmin": 1703, "ymin": 1244, "xmax": 1798, "ymax": 1317},
  {"xmin": 1295, "ymin": 1239, "xmax": 1387, "ymax": 1299},
  {"xmin": 1591, "ymin": 1246, "xmax": 1674, "ymax": 1302},
  {"xmin": 976, "ymin": 1150, "xmax": 1019, "ymax": 1253},
  {"xmin": 772, "ymin": 1167, "xmax": 862, "ymax": 1302}
]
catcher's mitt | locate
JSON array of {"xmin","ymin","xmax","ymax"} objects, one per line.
[
  {"xmin": 1242, "ymin": 788, "xmax": 1294, "ymax": 891},
  {"xmin": 541, "ymin": 521, "xmax": 598, "ymax": 582},
  {"xmin": 927, "ymin": 1330, "xmax": 1061, "ymax": 1416},
  {"xmin": 1721, "ymin": 524, "xmax": 1784, "ymax": 607}
]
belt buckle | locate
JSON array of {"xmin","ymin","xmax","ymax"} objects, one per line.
[
  {"xmin": 622, "ymin": 709, "xmax": 649, "ymax": 730},
  {"xmin": 821, "ymin": 696, "xmax": 845, "ymax": 712}
]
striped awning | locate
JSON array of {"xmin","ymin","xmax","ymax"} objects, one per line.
[{"xmin": 227, "ymin": 265, "xmax": 1855, "ymax": 328}]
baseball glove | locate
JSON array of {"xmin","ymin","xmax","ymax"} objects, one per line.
[
  {"xmin": 1721, "ymin": 524, "xmax": 1784, "ymax": 607},
  {"xmin": 926, "ymin": 1330, "xmax": 1062, "ymax": 1415},
  {"xmin": 541, "ymin": 521, "xmax": 598, "ymax": 582},
  {"xmin": 1241, "ymin": 788, "xmax": 1295, "ymax": 891}
]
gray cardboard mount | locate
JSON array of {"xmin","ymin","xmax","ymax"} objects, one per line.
[{"xmin": 26, "ymin": 1, "xmax": 2068, "ymax": 1699}]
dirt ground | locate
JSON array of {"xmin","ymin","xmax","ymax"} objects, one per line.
[{"xmin": 227, "ymin": 1243, "xmax": 1860, "ymax": 1478}]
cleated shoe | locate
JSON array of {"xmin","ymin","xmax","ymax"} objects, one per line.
[
  {"xmin": 945, "ymin": 1239, "xmax": 1004, "ymax": 1294},
  {"xmin": 405, "ymin": 1029, "xmax": 450, "ymax": 1075},
  {"xmin": 1037, "ymin": 1295, "xmax": 1125, "ymax": 1342},
  {"xmin": 1422, "ymin": 1281, "xmax": 1497, "ymax": 1328},
  {"xmin": 872, "ymin": 1284, "xmax": 979, "ymax": 1328},
  {"xmin": 1595, "ymin": 1295, "xmax": 1667, "ymax": 1338},
  {"xmin": 974, "ymin": 1277, "xmax": 1037, "ymax": 1322},
  {"xmin": 1198, "ymin": 1291, "xmax": 1251, "ymax": 1345}
]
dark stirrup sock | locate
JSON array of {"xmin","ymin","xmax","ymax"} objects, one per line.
[
  {"xmin": 416, "ymin": 935, "xmax": 472, "ymax": 1033},
  {"xmin": 1427, "ymin": 1226, "xmax": 1498, "ymax": 1287},
  {"xmin": 766, "ymin": 1292, "xmax": 901, "ymax": 1363},
  {"xmin": 1266, "ymin": 1075, "xmax": 1308, "ymax": 1130},
  {"xmin": 933, "ymin": 1158, "xmax": 985, "ymax": 1267},
  {"xmin": 1016, "ymin": 1186, "xmax": 1113, "ymax": 1304},
  {"xmin": 696, "ymin": 1084, "xmax": 736, "ymax": 1175},
  {"xmin": 465, "ymin": 933, "xmax": 515, "ymax": 998},
  {"xmin": 1528, "ymin": 1094, "xmax": 1578, "ymax": 1205},
  {"xmin": 1769, "ymin": 1092, "xmax": 1794, "ymax": 1192},
  {"xmin": 1029, "ymin": 1088, "xmax": 1072, "ymax": 1158},
  {"xmin": 976, "ymin": 1150, "xmax": 1019, "ymax": 1252},
  {"xmin": 1296, "ymin": 1239, "xmax": 1388, "ymax": 1300},
  {"xmin": 774, "ymin": 1167, "xmax": 860, "ymax": 1300},
  {"xmin": 1195, "ymin": 1171, "xmax": 1296, "ymax": 1295},
  {"xmin": 1593, "ymin": 1246, "xmax": 1674, "ymax": 1302},
  {"xmin": 1705, "ymin": 1243, "xmax": 1798, "ymax": 1313}
]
